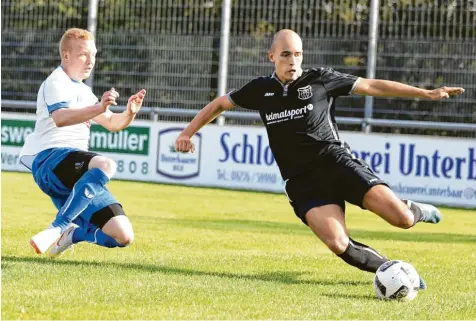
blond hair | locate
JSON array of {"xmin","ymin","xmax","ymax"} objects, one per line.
[{"xmin": 59, "ymin": 28, "xmax": 94, "ymax": 57}]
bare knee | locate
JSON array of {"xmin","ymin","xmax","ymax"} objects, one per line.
[
  {"xmin": 305, "ymin": 204, "xmax": 350, "ymax": 255},
  {"xmin": 323, "ymin": 236, "xmax": 349, "ymax": 254},
  {"xmin": 393, "ymin": 209, "xmax": 414, "ymax": 229},
  {"xmin": 113, "ymin": 230, "xmax": 134, "ymax": 246},
  {"xmin": 101, "ymin": 215, "xmax": 134, "ymax": 246},
  {"xmin": 89, "ymin": 156, "xmax": 117, "ymax": 178}
]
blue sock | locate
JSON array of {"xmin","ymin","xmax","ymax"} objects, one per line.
[
  {"xmin": 52, "ymin": 168, "xmax": 109, "ymax": 230},
  {"xmin": 72, "ymin": 227, "xmax": 124, "ymax": 248}
]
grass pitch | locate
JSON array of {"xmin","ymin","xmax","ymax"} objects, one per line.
[{"xmin": 2, "ymin": 171, "xmax": 475, "ymax": 320}]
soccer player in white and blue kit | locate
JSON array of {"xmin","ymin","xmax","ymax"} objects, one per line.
[{"xmin": 20, "ymin": 28, "xmax": 146, "ymax": 257}]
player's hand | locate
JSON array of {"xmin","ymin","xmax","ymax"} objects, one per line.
[
  {"xmin": 427, "ymin": 87, "xmax": 465, "ymax": 100},
  {"xmin": 127, "ymin": 89, "xmax": 146, "ymax": 114},
  {"xmin": 175, "ymin": 134, "xmax": 195, "ymax": 153},
  {"xmin": 100, "ymin": 88, "xmax": 119, "ymax": 111}
]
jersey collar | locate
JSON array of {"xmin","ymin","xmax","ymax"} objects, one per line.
[
  {"xmin": 271, "ymin": 69, "xmax": 303, "ymax": 88},
  {"xmin": 58, "ymin": 65, "xmax": 81, "ymax": 83}
]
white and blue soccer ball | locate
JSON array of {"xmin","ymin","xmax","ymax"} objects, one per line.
[{"xmin": 373, "ymin": 260, "xmax": 421, "ymax": 301}]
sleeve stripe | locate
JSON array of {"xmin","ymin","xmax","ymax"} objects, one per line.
[
  {"xmin": 349, "ymin": 77, "xmax": 361, "ymax": 94},
  {"xmin": 227, "ymin": 92, "xmax": 244, "ymax": 108},
  {"xmin": 47, "ymin": 101, "xmax": 69, "ymax": 113}
]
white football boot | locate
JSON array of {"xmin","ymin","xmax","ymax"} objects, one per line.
[
  {"xmin": 30, "ymin": 226, "xmax": 62, "ymax": 254},
  {"xmin": 48, "ymin": 223, "xmax": 78, "ymax": 257}
]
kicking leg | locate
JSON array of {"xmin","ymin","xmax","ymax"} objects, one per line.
[
  {"xmin": 363, "ymin": 184, "xmax": 441, "ymax": 228},
  {"xmin": 362, "ymin": 185, "xmax": 436, "ymax": 290}
]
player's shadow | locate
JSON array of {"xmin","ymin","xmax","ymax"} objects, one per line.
[
  {"xmin": 2, "ymin": 255, "xmax": 372, "ymax": 300},
  {"xmin": 149, "ymin": 217, "xmax": 476, "ymax": 244}
]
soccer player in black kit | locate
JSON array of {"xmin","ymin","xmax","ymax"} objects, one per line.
[{"xmin": 175, "ymin": 29, "xmax": 465, "ymax": 287}]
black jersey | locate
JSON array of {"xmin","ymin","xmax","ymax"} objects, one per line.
[{"xmin": 228, "ymin": 67, "xmax": 359, "ymax": 179}]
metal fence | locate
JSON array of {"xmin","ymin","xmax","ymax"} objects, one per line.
[{"xmin": 1, "ymin": 0, "xmax": 475, "ymax": 137}]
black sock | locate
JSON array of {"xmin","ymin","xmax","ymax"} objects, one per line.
[{"xmin": 337, "ymin": 238, "xmax": 389, "ymax": 273}]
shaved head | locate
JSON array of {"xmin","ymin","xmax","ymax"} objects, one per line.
[
  {"xmin": 270, "ymin": 29, "xmax": 302, "ymax": 53},
  {"xmin": 268, "ymin": 29, "xmax": 303, "ymax": 83}
]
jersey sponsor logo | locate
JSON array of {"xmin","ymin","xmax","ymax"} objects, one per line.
[
  {"xmin": 156, "ymin": 127, "xmax": 201, "ymax": 180},
  {"xmin": 265, "ymin": 104, "xmax": 314, "ymax": 124},
  {"xmin": 297, "ymin": 85, "xmax": 313, "ymax": 100},
  {"xmin": 264, "ymin": 92, "xmax": 275, "ymax": 97}
]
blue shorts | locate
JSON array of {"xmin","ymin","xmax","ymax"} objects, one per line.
[{"xmin": 32, "ymin": 148, "xmax": 119, "ymax": 227}]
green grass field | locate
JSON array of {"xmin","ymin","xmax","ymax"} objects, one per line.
[{"xmin": 2, "ymin": 171, "xmax": 475, "ymax": 320}]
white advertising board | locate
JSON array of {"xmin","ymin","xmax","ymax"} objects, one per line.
[
  {"xmin": 341, "ymin": 132, "xmax": 476, "ymax": 208},
  {"xmin": 2, "ymin": 113, "xmax": 475, "ymax": 208}
]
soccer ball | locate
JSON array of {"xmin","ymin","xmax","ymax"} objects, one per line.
[{"xmin": 373, "ymin": 260, "xmax": 421, "ymax": 301}]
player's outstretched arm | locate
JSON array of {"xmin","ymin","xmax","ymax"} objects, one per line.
[
  {"xmin": 51, "ymin": 88, "xmax": 118, "ymax": 127},
  {"xmin": 94, "ymin": 89, "xmax": 146, "ymax": 132},
  {"xmin": 175, "ymin": 95, "xmax": 235, "ymax": 153},
  {"xmin": 353, "ymin": 78, "xmax": 465, "ymax": 100}
]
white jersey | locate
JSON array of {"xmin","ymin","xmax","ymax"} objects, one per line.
[{"xmin": 20, "ymin": 66, "xmax": 98, "ymax": 170}]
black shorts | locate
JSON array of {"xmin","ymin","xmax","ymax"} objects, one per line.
[
  {"xmin": 53, "ymin": 150, "xmax": 99, "ymax": 189},
  {"xmin": 53, "ymin": 150, "xmax": 125, "ymax": 228},
  {"xmin": 284, "ymin": 148, "xmax": 387, "ymax": 224}
]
